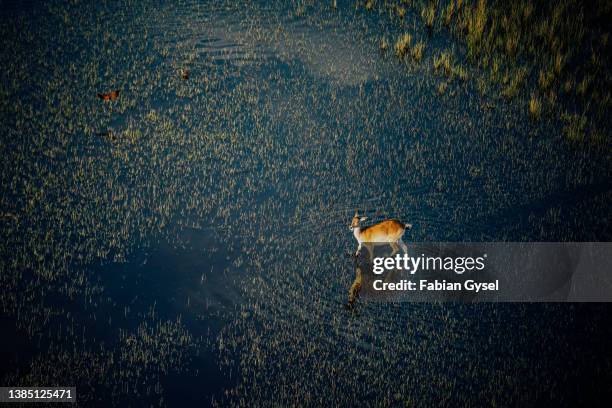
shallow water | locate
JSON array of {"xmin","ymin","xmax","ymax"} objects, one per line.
[{"xmin": 1, "ymin": 0, "xmax": 611, "ymax": 406}]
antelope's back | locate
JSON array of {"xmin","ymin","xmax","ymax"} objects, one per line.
[{"xmin": 361, "ymin": 219, "xmax": 405, "ymax": 242}]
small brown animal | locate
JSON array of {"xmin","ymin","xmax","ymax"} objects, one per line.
[
  {"xmin": 97, "ymin": 90, "xmax": 120, "ymax": 101},
  {"xmin": 350, "ymin": 212, "xmax": 412, "ymax": 258},
  {"xmin": 180, "ymin": 69, "xmax": 190, "ymax": 80}
]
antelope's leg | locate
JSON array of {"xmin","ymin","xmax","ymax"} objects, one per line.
[
  {"xmin": 390, "ymin": 242, "xmax": 400, "ymax": 256},
  {"xmin": 398, "ymin": 238, "xmax": 408, "ymax": 255},
  {"xmin": 355, "ymin": 242, "xmax": 362, "ymax": 256},
  {"xmin": 366, "ymin": 243, "xmax": 374, "ymax": 262}
]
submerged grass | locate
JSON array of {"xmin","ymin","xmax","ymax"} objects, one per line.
[
  {"xmin": 397, "ymin": 6, "xmax": 407, "ymax": 19},
  {"xmin": 529, "ymin": 94, "xmax": 542, "ymax": 120},
  {"xmin": 412, "ymin": 41, "xmax": 425, "ymax": 62},
  {"xmin": 562, "ymin": 112, "xmax": 587, "ymax": 142},
  {"xmin": 421, "ymin": 2, "xmax": 436, "ymax": 35},
  {"xmin": 433, "ymin": 50, "xmax": 452, "ymax": 73},
  {"xmin": 434, "ymin": 50, "xmax": 468, "ymax": 81},
  {"xmin": 394, "ymin": 33, "xmax": 412, "ymax": 58}
]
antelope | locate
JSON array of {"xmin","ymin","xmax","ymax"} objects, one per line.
[
  {"xmin": 97, "ymin": 90, "xmax": 120, "ymax": 101},
  {"xmin": 350, "ymin": 212, "xmax": 412, "ymax": 259}
]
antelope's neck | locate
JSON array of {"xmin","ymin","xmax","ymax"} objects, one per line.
[{"xmin": 353, "ymin": 227, "xmax": 361, "ymax": 241}]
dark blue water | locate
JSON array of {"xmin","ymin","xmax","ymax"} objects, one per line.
[{"xmin": 1, "ymin": 0, "xmax": 611, "ymax": 406}]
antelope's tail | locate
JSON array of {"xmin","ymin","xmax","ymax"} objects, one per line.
[{"xmin": 404, "ymin": 223, "xmax": 413, "ymax": 230}]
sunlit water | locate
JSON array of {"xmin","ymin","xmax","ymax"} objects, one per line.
[{"xmin": 1, "ymin": 0, "xmax": 611, "ymax": 405}]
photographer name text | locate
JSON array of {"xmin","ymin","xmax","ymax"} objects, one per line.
[{"xmin": 373, "ymin": 279, "xmax": 499, "ymax": 292}]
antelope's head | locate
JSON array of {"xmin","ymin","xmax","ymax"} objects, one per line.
[{"xmin": 349, "ymin": 212, "xmax": 367, "ymax": 230}]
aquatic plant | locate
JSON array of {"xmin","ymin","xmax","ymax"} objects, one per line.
[
  {"xmin": 433, "ymin": 50, "xmax": 466, "ymax": 81},
  {"xmin": 443, "ymin": 1, "xmax": 455, "ymax": 27},
  {"xmin": 421, "ymin": 2, "xmax": 436, "ymax": 35},
  {"xmin": 529, "ymin": 94, "xmax": 542, "ymax": 120},
  {"xmin": 394, "ymin": 33, "xmax": 412, "ymax": 58},
  {"xmin": 433, "ymin": 51, "xmax": 452, "ymax": 74},
  {"xmin": 554, "ymin": 52, "xmax": 566, "ymax": 75},
  {"xmin": 464, "ymin": 0, "xmax": 488, "ymax": 57},
  {"xmin": 562, "ymin": 112, "xmax": 587, "ymax": 141},
  {"xmin": 397, "ymin": 6, "xmax": 407, "ymax": 19},
  {"xmin": 576, "ymin": 75, "xmax": 591, "ymax": 98},
  {"xmin": 453, "ymin": 64, "xmax": 468, "ymax": 81},
  {"xmin": 538, "ymin": 69, "xmax": 555, "ymax": 91},
  {"xmin": 437, "ymin": 80, "xmax": 448, "ymax": 95},
  {"xmin": 502, "ymin": 67, "xmax": 528, "ymax": 99},
  {"xmin": 411, "ymin": 41, "xmax": 425, "ymax": 62},
  {"xmin": 489, "ymin": 56, "xmax": 501, "ymax": 78},
  {"xmin": 380, "ymin": 37, "xmax": 389, "ymax": 51}
]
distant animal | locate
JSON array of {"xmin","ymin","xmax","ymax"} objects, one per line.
[
  {"xmin": 97, "ymin": 90, "xmax": 120, "ymax": 101},
  {"xmin": 350, "ymin": 212, "xmax": 412, "ymax": 259},
  {"xmin": 180, "ymin": 69, "xmax": 190, "ymax": 80}
]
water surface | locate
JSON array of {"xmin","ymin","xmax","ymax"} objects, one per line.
[{"xmin": 1, "ymin": 0, "xmax": 611, "ymax": 405}]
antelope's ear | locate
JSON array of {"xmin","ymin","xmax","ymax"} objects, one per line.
[{"xmin": 359, "ymin": 216, "xmax": 367, "ymax": 221}]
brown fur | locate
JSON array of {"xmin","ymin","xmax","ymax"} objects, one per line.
[
  {"xmin": 97, "ymin": 90, "xmax": 120, "ymax": 101},
  {"xmin": 359, "ymin": 219, "xmax": 405, "ymax": 242}
]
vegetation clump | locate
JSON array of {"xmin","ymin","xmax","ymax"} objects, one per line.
[
  {"xmin": 380, "ymin": 37, "xmax": 389, "ymax": 51},
  {"xmin": 394, "ymin": 33, "xmax": 412, "ymax": 58},
  {"xmin": 397, "ymin": 6, "xmax": 407, "ymax": 19},
  {"xmin": 538, "ymin": 69, "xmax": 555, "ymax": 91},
  {"xmin": 434, "ymin": 50, "xmax": 468, "ymax": 81},
  {"xmin": 562, "ymin": 112, "xmax": 587, "ymax": 141},
  {"xmin": 437, "ymin": 80, "xmax": 449, "ymax": 95},
  {"xmin": 421, "ymin": 2, "xmax": 436, "ymax": 35},
  {"xmin": 376, "ymin": 0, "xmax": 612, "ymax": 143},
  {"xmin": 502, "ymin": 67, "xmax": 528, "ymax": 99},
  {"xmin": 529, "ymin": 94, "xmax": 542, "ymax": 120},
  {"xmin": 411, "ymin": 41, "xmax": 425, "ymax": 62}
]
